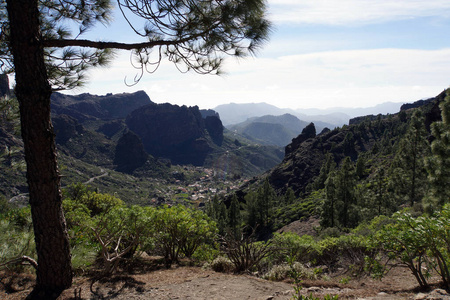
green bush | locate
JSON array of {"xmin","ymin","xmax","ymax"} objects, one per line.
[
  {"xmin": 371, "ymin": 205, "xmax": 450, "ymax": 289},
  {"xmin": 269, "ymin": 232, "xmax": 315, "ymax": 265},
  {"xmin": 90, "ymin": 205, "xmax": 155, "ymax": 274},
  {"xmin": 151, "ymin": 205, "xmax": 218, "ymax": 266},
  {"xmin": 191, "ymin": 243, "xmax": 220, "ymax": 264}
]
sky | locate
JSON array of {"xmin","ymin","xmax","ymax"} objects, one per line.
[{"xmin": 72, "ymin": 0, "xmax": 450, "ymax": 110}]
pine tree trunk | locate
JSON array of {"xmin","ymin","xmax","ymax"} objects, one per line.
[{"xmin": 6, "ymin": 0, "xmax": 73, "ymax": 298}]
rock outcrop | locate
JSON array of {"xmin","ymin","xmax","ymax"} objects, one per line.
[
  {"xmin": 126, "ymin": 103, "xmax": 218, "ymax": 166},
  {"xmin": 114, "ymin": 131, "xmax": 148, "ymax": 173},
  {"xmin": 204, "ymin": 115, "xmax": 224, "ymax": 146}
]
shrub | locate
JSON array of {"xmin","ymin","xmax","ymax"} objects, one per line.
[
  {"xmin": 268, "ymin": 232, "xmax": 315, "ymax": 265},
  {"xmin": 191, "ymin": 243, "xmax": 220, "ymax": 264},
  {"xmin": 263, "ymin": 262, "xmax": 316, "ymax": 281},
  {"xmin": 209, "ymin": 256, "xmax": 234, "ymax": 273},
  {"xmin": 221, "ymin": 229, "xmax": 274, "ymax": 273},
  {"xmin": 151, "ymin": 205, "xmax": 218, "ymax": 266},
  {"xmin": 90, "ymin": 205, "xmax": 155, "ymax": 274},
  {"xmin": 371, "ymin": 205, "xmax": 450, "ymax": 289}
]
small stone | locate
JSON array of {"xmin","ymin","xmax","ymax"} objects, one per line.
[{"xmin": 414, "ymin": 293, "xmax": 427, "ymax": 300}]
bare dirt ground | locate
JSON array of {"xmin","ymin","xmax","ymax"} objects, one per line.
[{"xmin": 1, "ymin": 257, "xmax": 448, "ymax": 300}]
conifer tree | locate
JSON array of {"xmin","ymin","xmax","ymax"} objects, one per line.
[
  {"xmin": 283, "ymin": 187, "xmax": 296, "ymax": 205},
  {"xmin": 313, "ymin": 153, "xmax": 336, "ymax": 190},
  {"xmin": 355, "ymin": 154, "xmax": 366, "ymax": 179},
  {"xmin": 334, "ymin": 157, "xmax": 357, "ymax": 228},
  {"xmin": 426, "ymin": 91, "xmax": 450, "ymax": 209},
  {"xmin": 228, "ymin": 194, "xmax": 241, "ymax": 237},
  {"xmin": 321, "ymin": 170, "xmax": 337, "ymax": 228},
  {"xmin": 244, "ymin": 191, "xmax": 259, "ymax": 228},
  {"xmin": 390, "ymin": 110, "xmax": 430, "ymax": 206},
  {"xmin": 256, "ymin": 179, "xmax": 275, "ymax": 226}
]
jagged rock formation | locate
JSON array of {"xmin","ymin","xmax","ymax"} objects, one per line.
[
  {"xmin": 126, "ymin": 103, "xmax": 217, "ymax": 166},
  {"xmin": 114, "ymin": 131, "xmax": 148, "ymax": 173},
  {"xmin": 200, "ymin": 109, "xmax": 220, "ymax": 119},
  {"xmin": 270, "ymin": 122, "xmax": 323, "ymax": 195},
  {"xmin": 285, "ymin": 122, "xmax": 316, "ymax": 156}
]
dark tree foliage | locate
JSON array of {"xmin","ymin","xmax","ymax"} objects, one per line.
[
  {"xmin": 228, "ymin": 194, "xmax": 242, "ymax": 237},
  {"xmin": 426, "ymin": 91, "xmax": 450, "ymax": 210},
  {"xmin": 321, "ymin": 157, "xmax": 358, "ymax": 229},
  {"xmin": 389, "ymin": 110, "xmax": 430, "ymax": 206},
  {"xmin": 313, "ymin": 153, "xmax": 336, "ymax": 190}
]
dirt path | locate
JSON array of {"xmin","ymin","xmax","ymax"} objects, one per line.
[{"xmin": 84, "ymin": 167, "xmax": 108, "ymax": 185}]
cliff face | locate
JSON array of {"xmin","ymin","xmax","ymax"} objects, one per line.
[
  {"xmin": 126, "ymin": 103, "xmax": 219, "ymax": 166},
  {"xmin": 204, "ymin": 115, "xmax": 224, "ymax": 146}
]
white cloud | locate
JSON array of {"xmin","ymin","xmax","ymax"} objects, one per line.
[
  {"xmin": 269, "ymin": 0, "xmax": 450, "ymax": 25},
  {"xmin": 77, "ymin": 48, "xmax": 450, "ymax": 110}
]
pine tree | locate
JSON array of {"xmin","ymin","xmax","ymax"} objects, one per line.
[
  {"xmin": 257, "ymin": 179, "xmax": 275, "ymax": 226},
  {"xmin": 334, "ymin": 157, "xmax": 357, "ymax": 228},
  {"xmin": 390, "ymin": 110, "xmax": 430, "ymax": 206},
  {"xmin": 355, "ymin": 154, "xmax": 366, "ymax": 179},
  {"xmin": 244, "ymin": 191, "xmax": 260, "ymax": 228},
  {"xmin": 426, "ymin": 91, "xmax": 450, "ymax": 209},
  {"xmin": 228, "ymin": 194, "xmax": 242, "ymax": 237},
  {"xmin": 283, "ymin": 187, "xmax": 296, "ymax": 205},
  {"xmin": 321, "ymin": 170, "xmax": 337, "ymax": 228},
  {"xmin": 313, "ymin": 153, "xmax": 336, "ymax": 190}
]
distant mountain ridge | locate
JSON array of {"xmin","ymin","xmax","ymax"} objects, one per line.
[
  {"xmin": 214, "ymin": 101, "xmax": 405, "ymax": 127},
  {"xmin": 51, "ymin": 91, "xmax": 152, "ymax": 121},
  {"xmin": 228, "ymin": 114, "xmax": 309, "ymax": 146}
]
